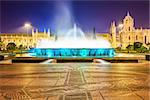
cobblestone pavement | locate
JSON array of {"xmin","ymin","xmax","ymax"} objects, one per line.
[{"xmin": 0, "ymin": 63, "xmax": 149, "ymax": 100}]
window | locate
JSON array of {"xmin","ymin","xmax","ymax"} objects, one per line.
[
  {"xmin": 145, "ymin": 36, "xmax": 147, "ymax": 44},
  {"xmin": 129, "ymin": 36, "xmax": 130, "ymax": 40},
  {"xmin": 129, "ymin": 27, "xmax": 130, "ymax": 31},
  {"xmin": 136, "ymin": 35, "xmax": 138, "ymax": 40}
]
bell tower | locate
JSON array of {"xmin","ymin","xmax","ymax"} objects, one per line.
[
  {"xmin": 110, "ymin": 21, "xmax": 117, "ymax": 48},
  {"xmin": 123, "ymin": 12, "xmax": 135, "ymax": 32}
]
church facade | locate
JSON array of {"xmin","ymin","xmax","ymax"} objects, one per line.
[{"xmin": 109, "ymin": 12, "xmax": 150, "ymax": 49}]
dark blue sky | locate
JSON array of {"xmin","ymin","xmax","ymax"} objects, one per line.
[{"xmin": 1, "ymin": 0, "xmax": 149, "ymax": 33}]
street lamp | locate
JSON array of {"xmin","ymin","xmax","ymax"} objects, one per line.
[
  {"xmin": 24, "ymin": 23, "xmax": 31, "ymax": 33},
  {"xmin": 24, "ymin": 23, "xmax": 32, "ymax": 49}
]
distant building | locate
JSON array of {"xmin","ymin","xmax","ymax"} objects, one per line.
[
  {"xmin": 97, "ymin": 12, "xmax": 150, "ymax": 49},
  {"xmin": 0, "ymin": 28, "xmax": 55, "ymax": 49}
]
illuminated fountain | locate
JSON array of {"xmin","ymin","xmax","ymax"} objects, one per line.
[
  {"xmin": 65, "ymin": 24, "xmax": 86, "ymax": 40},
  {"xmin": 30, "ymin": 24, "xmax": 115, "ymax": 58},
  {"xmin": 30, "ymin": 2, "xmax": 115, "ymax": 58}
]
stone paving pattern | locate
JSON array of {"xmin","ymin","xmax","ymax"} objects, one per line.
[{"xmin": 0, "ymin": 63, "xmax": 149, "ymax": 100}]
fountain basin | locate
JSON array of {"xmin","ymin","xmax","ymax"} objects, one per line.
[{"xmin": 29, "ymin": 48, "xmax": 115, "ymax": 58}]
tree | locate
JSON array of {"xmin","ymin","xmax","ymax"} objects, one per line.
[
  {"xmin": 141, "ymin": 46, "xmax": 148, "ymax": 53},
  {"xmin": 126, "ymin": 45, "xmax": 134, "ymax": 52},
  {"xmin": 133, "ymin": 42, "xmax": 148, "ymax": 53},
  {"xmin": 136, "ymin": 46, "xmax": 148, "ymax": 53},
  {"xmin": 6, "ymin": 42, "xmax": 16, "ymax": 54},
  {"xmin": 18, "ymin": 44, "xmax": 24, "ymax": 54},
  {"xmin": 133, "ymin": 42, "xmax": 142, "ymax": 50},
  {"xmin": 0, "ymin": 42, "xmax": 4, "ymax": 51}
]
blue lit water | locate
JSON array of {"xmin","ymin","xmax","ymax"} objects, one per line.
[{"xmin": 29, "ymin": 48, "xmax": 115, "ymax": 58}]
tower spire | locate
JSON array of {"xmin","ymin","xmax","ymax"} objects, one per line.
[
  {"xmin": 110, "ymin": 21, "xmax": 116, "ymax": 48},
  {"xmin": 47, "ymin": 28, "xmax": 50, "ymax": 37},
  {"xmin": 112, "ymin": 21, "xmax": 115, "ymax": 27},
  {"xmin": 44, "ymin": 28, "xmax": 46, "ymax": 34},
  {"xmin": 32, "ymin": 28, "xmax": 34, "ymax": 36},
  {"xmin": 127, "ymin": 11, "xmax": 130, "ymax": 16},
  {"xmin": 93, "ymin": 27, "xmax": 96, "ymax": 39}
]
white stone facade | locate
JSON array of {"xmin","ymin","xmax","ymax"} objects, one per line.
[
  {"xmin": 109, "ymin": 12, "xmax": 150, "ymax": 49},
  {"xmin": 0, "ymin": 29, "xmax": 55, "ymax": 49}
]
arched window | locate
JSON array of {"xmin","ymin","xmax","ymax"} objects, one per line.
[
  {"xmin": 129, "ymin": 36, "xmax": 130, "ymax": 40},
  {"xmin": 129, "ymin": 27, "xmax": 131, "ymax": 31}
]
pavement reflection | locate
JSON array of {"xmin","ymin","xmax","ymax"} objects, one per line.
[{"xmin": 0, "ymin": 63, "xmax": 149, "ymax": 100}]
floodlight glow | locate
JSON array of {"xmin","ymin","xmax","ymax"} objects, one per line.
[
  {"xmin": 118, "ymin": 23, "xmax": 123, "ymax": 29},
  {"xmin": 24, "ymin": 23, "xmax": 31, "ymax": 28}
]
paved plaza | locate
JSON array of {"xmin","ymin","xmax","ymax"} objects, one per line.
[{"xmin": 0, "ymin": 62, "xmax": 149, "ymax": 100}]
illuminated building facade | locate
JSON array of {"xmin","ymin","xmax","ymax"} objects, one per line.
[
  {"xmin": 0, "ymin": 12, "xmax": 149, "ymax": 50},
  {"xmin": 109, "ymin": 12, "xmax": 150, "ymax": 49},
  {"xmin": 0, "ymin": 29, "xmax": 55, "ymax": 49},
  {"xmin": 96, "ymin": 12, "xmax": 150, "ymax": 49}
]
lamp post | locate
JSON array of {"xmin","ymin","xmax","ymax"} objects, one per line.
[{"xmin": 24, "ymin": 23, "xmax": 31, "ymax": 49}]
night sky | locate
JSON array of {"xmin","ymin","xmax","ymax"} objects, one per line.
[{"xmin": 0, "ymin": 0, "xmax": 149, "ymax": 33}]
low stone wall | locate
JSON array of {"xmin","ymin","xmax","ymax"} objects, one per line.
[
  {"xmin": 11, "ymin": 56, "xmax": 146, "ymax": 63},
  {"xmin": 12, "ymin": 57, "xmax": 48, "ymax": 63}
]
